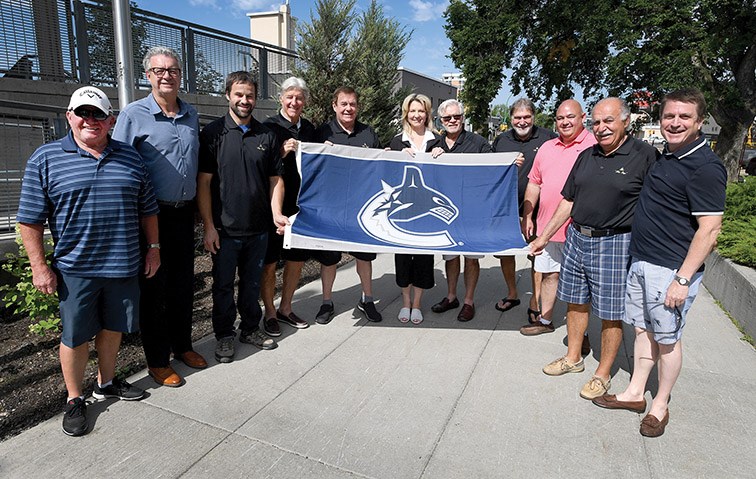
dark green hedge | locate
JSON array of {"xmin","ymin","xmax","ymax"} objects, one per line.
[{"xmin": 718, "ymin": 177, "xmax": 756, "ymax": 268}]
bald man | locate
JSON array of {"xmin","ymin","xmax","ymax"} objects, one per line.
[
  {"xmin": 519, "ymin": 100, "xmax": 596, "ymax": 339},
  {"xmin": 530, "ymin": 97, "xmax": 659, "ymax": 400}
]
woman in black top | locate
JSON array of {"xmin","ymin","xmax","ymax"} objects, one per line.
[{"xmin": 388, "ymin": 93, "xmax": 442, "ymax": 324}]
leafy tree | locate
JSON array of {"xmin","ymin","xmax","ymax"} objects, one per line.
[
  {"xmin": 87, "ymin": 1, "xmax": 147, "ymax": 87},
  {"xmin": 294, "ymin": 0, "xmax": 411, "ymax": 142},
  {"xmin": 444, "ymin": 1, "xmax": 516, "ymax": 131},
  {"xmin": 194, "ymin": 51, "xmax": 224, "ymax": 94},
  {"xmin": 444, "ymin": 0, "xmax": 756, "ymax": 180},
  {"xmin": 347, "ymin": 1, "xmax": 412, "ymax": 146},
  {"xmin": 293, "ymin": 0, "xmax": 356, "ymax": 126}
]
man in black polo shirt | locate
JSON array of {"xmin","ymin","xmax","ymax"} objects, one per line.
[
  {"xmin": 492, "ymin": 98, "xmax": 557, "ymax": 320},
  {"xmin": 531, "ymin": 97, "xmax": 659, "ymax": 400},
  {"xmin": 314, "ymin": 87, "xmax": 383, "ymax": 323},
  {"xmin": 592, "ymin": 89, "xmax": 726, "ymax": 438},
  {"xmin": 198, "ymin": 71, "xmax": 287, "ymax": 363},
  {"xmin": 430, "ymin": 99, "xmax": 491, "ymax": 322}
]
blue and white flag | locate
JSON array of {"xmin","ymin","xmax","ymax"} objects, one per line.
[{"xmin": 284, "ymin": 142, "xmax": 528, "ymax": 255}]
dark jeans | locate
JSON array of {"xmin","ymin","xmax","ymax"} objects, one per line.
[
  {"xmin": 140, "ymin": 203, "xmax": 195, "ymax": 367},
  {"xmin": 211, "ymin": 232, "xmax": 268, "ymax": 339}
]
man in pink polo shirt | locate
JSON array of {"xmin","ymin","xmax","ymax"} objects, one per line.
[{"xmin": 519, "ymin": 99, "xmax": 596, "ymax": 337}]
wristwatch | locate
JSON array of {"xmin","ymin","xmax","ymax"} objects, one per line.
[
  {"xmin": 148, "ymin": 243, "xmax": 161, "ymax": 250},
  {"xmin": 674, "ymin": 275, "xmax": 690, "ymax": 286}
]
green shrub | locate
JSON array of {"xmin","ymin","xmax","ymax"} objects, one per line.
[
  {"xmin": 0, "ymin": 226, "xmax": 60, "ymax": 335},
  {"xmin": 718, "ymin": 177, "xmax": 756, "ymax": 268}
]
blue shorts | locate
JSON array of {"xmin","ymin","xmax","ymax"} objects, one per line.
[
  {"xmin": 624, "ymin": 259, "xmax": 702, "ymax": 344},
  {"xmin": 57, "ymin": 272, "xmax": 140, "ymax": 348},
  {"xmin": 557, "ymin": 226, "xmax": 630, "ymax": 320}
]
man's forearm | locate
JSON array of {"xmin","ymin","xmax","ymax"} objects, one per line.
[
  {"xmin": 677, "ymin": 215, "xmax": 722, "ymax": 279},
  {"xmin": 18, "ymin": 223, "xmax": 47, "ymax": 270},
  {"xmin": 140, "ymin": 215, "xmax": 159, "ymax": 244}
]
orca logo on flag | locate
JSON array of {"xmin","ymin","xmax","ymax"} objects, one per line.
[{"xmin": 358, "ymin": 165, "xmax": 459, "ymax": 248}]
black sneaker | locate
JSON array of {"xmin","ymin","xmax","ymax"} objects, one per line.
[
  {"xmin": 92, "ymin": 377, "xmax": 145, "ymax": 401},
  {"xmin": 358, "ymin": 300, "xmax": 382, "ymax": 322},
  {"xmin": 239, "ymin": 329, "xmax": 278, "ymax": 350},
  {"xmin": 315, "ymin": 303, "xmax": 335, "ymax": 324},
  {"xmin": 263, "ymin": 317, "xmax": 281, "ymax": 337},
  {"xmin": 62, "ymin": 397, "xmax": 88, "ymax": 436},
  {"xmin": 215, "ymin": 336, "xmax": 235, "ymax": 363}
]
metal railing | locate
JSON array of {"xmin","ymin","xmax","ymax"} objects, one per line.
[
  {"xmin": 0, "ymin": 100, "xmax": 68, "ymax": 232},
  {"xmin": 0, "ymin": 0, "xmax": 301, "ymax": 98}
]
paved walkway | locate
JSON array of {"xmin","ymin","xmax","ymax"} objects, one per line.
[{"xmin": 1, "ymin": 255, "xmax": 754, "ymax": 478}]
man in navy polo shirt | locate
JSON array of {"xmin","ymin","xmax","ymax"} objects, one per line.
[
  {"xmin": 198, "ymin": 71, "xmax": 287, "ymax": 363},
  {"xmin": 592, "ymin": 89, "xmax": 726, "ymax": 438},
  {"xmin": 18, "ymin": 86, "xmax": 160, "ymax": 436},
  {"xmin": 531, "ymin": 97, "xmax": 659, "ymax": 400},
  {"xmin": 113, "ymin": 46, "xmax": 206, "ymax": 387}
]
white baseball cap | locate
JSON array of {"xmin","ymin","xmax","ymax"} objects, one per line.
[{"xmin": 67, "ymin": 86, "xmax": 113, "ymax": 116}]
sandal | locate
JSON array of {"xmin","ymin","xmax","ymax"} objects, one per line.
[
  {"xmin": 410, "ymin": 309, "xmax": 424, "ymax": 325},
  {"xmin": 398, "ymin": 307, "xmax": 411, "ymax": 323},
  {"xmin": 527, "ymin": 308, "xmax": 541, "ymax": 324},
  {"xmin": 495, "ymin": 298, "xmax": 521, "ymax": 312}
]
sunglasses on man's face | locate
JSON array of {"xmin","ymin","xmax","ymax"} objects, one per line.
[
  {"xmin": 72, "ymin": 107, "xmax": 109, "ymax": 121},
  {"xmin": 440, "ymin": 114, "xmax": 463, "ymax": 122}
]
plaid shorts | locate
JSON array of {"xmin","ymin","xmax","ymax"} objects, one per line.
[
  {"xmin": 624, "ymin": 259, "xmax": 702, "ymax": 344},
  {"xmin": 557, "ymin": 226, "xmax": 631, "ymax": 320}
]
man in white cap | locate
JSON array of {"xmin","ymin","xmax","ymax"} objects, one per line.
[{"xmin": 17, "ymin": 86, "xmax": 161, "ymax": 436}]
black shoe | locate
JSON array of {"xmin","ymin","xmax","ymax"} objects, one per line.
[
  {"xmin": 357, "ymin": 300, "xmax": 382, "ymax": 322},
  {"xmin": 263, "ymin": 317, "xmax": 281, "ymax": 337},
  {"xmin": 62, "ymin": 397, "xmax": 88, "ymax": 436},
  {"xmin": 277, "ymin": 310, "xmax": 309, "ymax": 329},
  {"xmin": 92, "ymin": 377, "xmax": 145, "ymax": 401},
  {"xmin": 315, "ymin": 303, "xmax": 335, "ymax": 324}
]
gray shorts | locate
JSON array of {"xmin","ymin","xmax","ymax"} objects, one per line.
[
  {"xmin": 624, "ymin": 259, "xmax": 702, "ymax": 344},
  {"xmin": 57, "ymin": 272, "xmax": 140, "ymax": 348}
]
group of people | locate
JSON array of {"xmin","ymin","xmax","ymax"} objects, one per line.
[{"xmin": 17, "ymin": 45, "xmax": 726, "ymax": 440}]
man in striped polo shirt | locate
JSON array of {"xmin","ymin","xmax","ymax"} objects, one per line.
[{"xmin": 17, "ymin": 86, "xmax": 161, "ymax": 436}]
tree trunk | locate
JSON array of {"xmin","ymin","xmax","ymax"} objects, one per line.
[
  {"xmin": 713, "ymin": 118, "xmax": 750, "ymax": 183},
  {"xmin": 710, "ymin": 101, "xmax": 754, "ymax": 183}
]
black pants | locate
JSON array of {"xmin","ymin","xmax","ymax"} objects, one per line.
[{"xmin": 140, "ymin": 203, "xmax": 195, "ymax": 367}]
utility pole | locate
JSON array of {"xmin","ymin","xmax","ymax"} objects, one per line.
[{"xmin": 112, "ymin": 0, "xmax": 134, "ymax": 108}]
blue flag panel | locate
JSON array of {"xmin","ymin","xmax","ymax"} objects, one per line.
[{"xmin": 285, "ymin": 143, "xmax": 528, "ymax": 255}]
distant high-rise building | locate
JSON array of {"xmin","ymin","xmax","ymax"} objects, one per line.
[{"xmin": 442, "ymin": 73, "xmax": 465, "ymax": 97}]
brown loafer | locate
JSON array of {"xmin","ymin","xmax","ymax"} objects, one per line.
[
  {"xmin": 432, "ymin": 297, "xmax": 460, "ymax": 313},
  {"xmin": 457, "ymin": 303, "xmax": 475, "ymax": 322},
  {"xmin": 640, "ymin": 410, "xmax": 670, "ymax": 437},
  {"xmin": 520, "ymin": 321, "xmax": 555, "ymax": 336},
  {"xmin": 148, "ymin": 366, "xmax": 184, "ymax": 387},
  {"xmin": 592, "ymin": 394, "xmax": 646, "ymax": 413},
  {"xmin": 177, "ymin": 351, "xmax": 208, "ymax": 369}
]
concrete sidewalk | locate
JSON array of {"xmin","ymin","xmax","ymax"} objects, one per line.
[{"xmin": 1, "ymin": 255, "xmax": 754, "ymax": 478}]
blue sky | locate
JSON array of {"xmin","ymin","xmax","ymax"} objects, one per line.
[{"xmin": 136, "ymin": 0, "xmax": 513, "ymax": 105}]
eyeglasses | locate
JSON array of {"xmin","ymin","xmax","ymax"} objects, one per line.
[
  {"xmin": 148, "ymin": 67, "xmax": 181, "ymax": 77},
  {"xmin": 440, "ymin": 114, "xmax": 463, "ymax": 122},
  {"xmin": 71, "ymin": 107, "xmax": 109, "ymax": 121}
]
